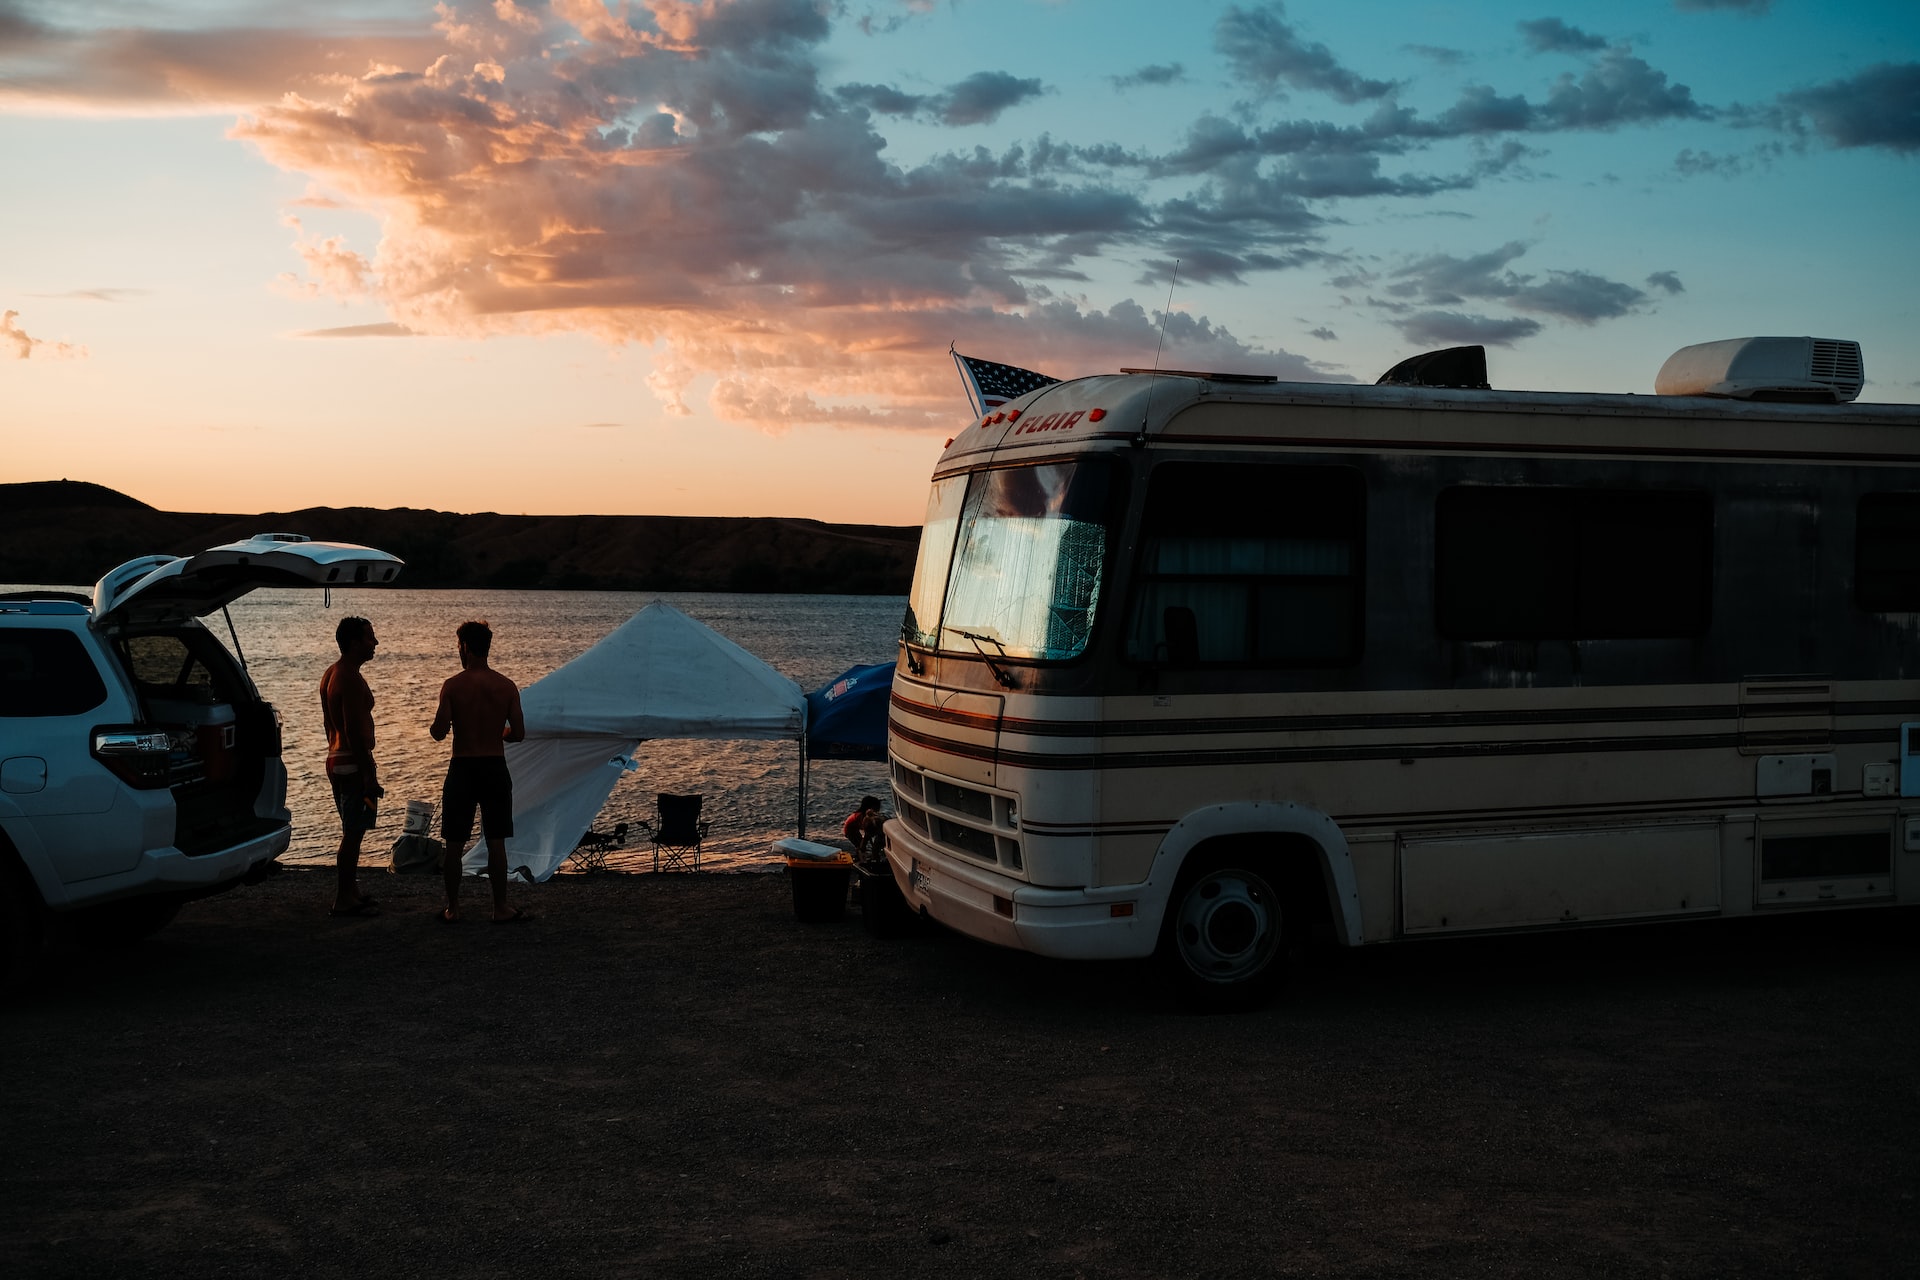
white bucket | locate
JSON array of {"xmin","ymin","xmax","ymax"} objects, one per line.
[{"xmin": 404, "ymin": 800, "xmax": 435, "ymax": 836}]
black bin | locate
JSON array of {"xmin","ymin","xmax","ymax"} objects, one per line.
[{"xmin": 786, "ymin": 855, "xmax": 853, "ymax": 922}]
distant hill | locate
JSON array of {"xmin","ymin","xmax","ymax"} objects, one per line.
[{"xmin": 0, "ymin": 482, "xmax": 921, "ymax": 594}]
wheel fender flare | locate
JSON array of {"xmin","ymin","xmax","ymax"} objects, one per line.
[{"xmin": 1145, "ymin": 802, "xmax": 1363, "ymax": 947}]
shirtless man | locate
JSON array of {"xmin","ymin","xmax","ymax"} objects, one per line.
[
  {"xmin": 320, "ymin": 616, "xmax": 382, "ymax": 916},
  {"xmin": 430, "ymin": 620, "xmax": 529, "ymax": 922}
]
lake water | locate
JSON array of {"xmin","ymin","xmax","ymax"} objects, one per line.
[{"xmin": 13, "ymin": 584, "xmax": 904, "ymax": 874}]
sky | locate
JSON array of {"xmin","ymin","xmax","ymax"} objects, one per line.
[{"xmin": 2, "ymin": 0, "xmax": 1916, "ymax": 526}]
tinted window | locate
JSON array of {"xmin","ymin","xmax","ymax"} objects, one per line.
[
  {"xmin": 1855, "ymin": 493, "xmax": 1920, "ymax": 611},
  {"xmin": 1127, "ymin": 463, "xmax": 1365, "ymax": 666},
  {"xmin": 115, "ymin": 630, "xmax": 243, "ymax": 704},
  {"xmin": 0, "ymin": 628, "xmax": 108, "ymax": 717},
  {"xmin": 1436, "ymin": 488, "xmax": 1712, "ymax": 640}
]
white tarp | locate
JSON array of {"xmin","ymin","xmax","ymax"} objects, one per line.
[{"xmin": 461, "ymin": 601, "xmax": 805, "ymax": 882}]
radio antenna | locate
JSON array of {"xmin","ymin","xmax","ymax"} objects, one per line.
[{"xmin": 1136, "ymin": 258, "xmax": 1179, "ymax": 447}]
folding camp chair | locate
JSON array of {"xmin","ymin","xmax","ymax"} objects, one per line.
[
  {"xmin": 641, "ymin": 793, "xmax": 710, "ymax": 871},
  {"xmin": 569, "ymin": 821, "xmax": 628, "ymax": 874}
]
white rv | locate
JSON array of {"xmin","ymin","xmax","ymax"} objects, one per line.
[{"xmin": 881, "ymin": 338, "xmax": 1920, "ymax": 1007}]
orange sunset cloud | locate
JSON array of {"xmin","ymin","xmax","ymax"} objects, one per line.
[{"xmin": 215, "ymin": 0, "xmax": 1323, "ymax": 427}]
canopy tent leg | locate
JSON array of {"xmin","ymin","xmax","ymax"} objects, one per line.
[{"xmin": 797, "ymin": 739, "xmax": 808, "ymax": 839}]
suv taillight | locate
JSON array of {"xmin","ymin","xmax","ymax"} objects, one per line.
[
  {"xmin": 91, "ymin": 727, "xmax": 175, "ymax": 790},
  {"xmin": 264, "ymin": 703, "xmax": 283, "ymax": 756}
]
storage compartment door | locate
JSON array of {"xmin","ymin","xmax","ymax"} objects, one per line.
[{"xmin": 1402, "ymin": 824, "xmax": 1722, "ymax": 935}]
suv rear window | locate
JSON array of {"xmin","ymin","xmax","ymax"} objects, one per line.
[{"xmin": 0, "ymin": 628, "xmax": 109, "ymax": 717}]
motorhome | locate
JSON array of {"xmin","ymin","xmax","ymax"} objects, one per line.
[{"xmin": 882, "ymin": 337, "xmax": 1920, "ymax": 1007}]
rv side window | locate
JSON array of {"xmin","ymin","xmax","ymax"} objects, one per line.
[
  {"xmin": 1126, "ymin": 463, "xmax": 1365, "ymax": 667},
  {"xmin": 1854, "ymin": 493, "xmax": 1920, "ymax": 611},
  {"xmin": 1435, "ymin": 488, "xmax": 1712, "ymax": 640}
]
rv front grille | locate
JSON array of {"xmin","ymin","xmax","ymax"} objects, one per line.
[
  {"xmin": 891, "ymin": 760, "xmax": 923, "ymax": 802},
  {"xmin": 929, "ymin": 777, "xmax": 993, "ymax": 820},
  {"xmin": 889, "ymin": 759, "xmax": 1025, "ymax": 875},
  {"xmin": 934, "ymin": 817, "xmax": 999, "ymax": 862}
]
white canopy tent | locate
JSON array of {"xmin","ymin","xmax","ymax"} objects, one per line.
[{"xmin": 461, "ymin": 601, "xmax": 807, "ymax": 882}]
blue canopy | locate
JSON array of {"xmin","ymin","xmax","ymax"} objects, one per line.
[{"xmin": 804, "ymin": 662, "xmax": 894, "ymax": 761}]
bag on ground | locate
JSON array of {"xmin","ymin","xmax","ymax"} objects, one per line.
[{"xmin": 388, "ymin": 833, "xmax": 444, "ymax": 875}]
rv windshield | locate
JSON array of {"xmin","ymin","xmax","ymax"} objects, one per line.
[{"xmin": 917, "ymin": 459, "xmax": 1121, "ymax": 662}]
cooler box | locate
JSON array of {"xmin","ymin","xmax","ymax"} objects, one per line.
[
  {"xmin": 149, "ymin": 699, "xmax": 238, "ymax": 784},
  {"xmin": 775, "ymin": 838, "xmax": 853, "ymax": 923}
]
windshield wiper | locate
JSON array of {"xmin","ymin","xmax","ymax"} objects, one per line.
[
  {"xmin": 899, "ymin": 614, "xmax": 926, "ymax": 675},
  {"xmin": 953, "ymin": 629, "xmax": 1017, "ymax": 689}
]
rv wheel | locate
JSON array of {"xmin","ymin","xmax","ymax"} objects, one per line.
[{"xmin": 1159, "ymin": 858, "xmax": 1285, "ymax": 1011}]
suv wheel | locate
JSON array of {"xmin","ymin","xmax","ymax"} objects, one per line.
[{"xmin": 1, "ymin": 852, "xmax": 48, "ymax": 991}]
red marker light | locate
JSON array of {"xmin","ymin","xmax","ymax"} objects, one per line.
[
  {"xmin": 1088, "ymin": 407, "xmax": 1107, "ymax": 422},
  {"xmin": 944, "ymin": 437, "xmax": 954, "ymax": 447},
  {"xmin": 1007, "ymin": 409, "xmax": 1022, "ymax": 421}
]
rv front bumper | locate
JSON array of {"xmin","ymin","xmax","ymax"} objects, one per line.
[{"xmin": 883, "ymin": 820, "xmax": 1159, "ymax": 961}]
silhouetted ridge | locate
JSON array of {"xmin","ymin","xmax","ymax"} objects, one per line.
[{"xmin": 2, "ymin": 480, "xmax": 153, "ymax": 511}]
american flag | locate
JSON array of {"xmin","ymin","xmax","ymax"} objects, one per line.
[{"xmin": 953, "ymin": 350, "xmax": 1061, "ymax": 417}]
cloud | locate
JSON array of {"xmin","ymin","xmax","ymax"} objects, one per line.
[
  {"xmin": 1537, "ymin": 47, "xmax": 1707, "ymax": 128},
  {"xmin": 28, "ymin": 287, "xmax": 147, "ymax": 302},
  {"xmin": 1505, "ymin": 269, "xmax": 1647, "ymax": 323},
  {"xmin": 296, "ymin": 322, "xmax": 418, "ymax": 338},
  {"xmin": 1645, "ymin": 271, "xmax": 1684, "ymax": 294},
  {"xmin": 1217, "ymin": 3, "xmax": 1397, "ymax": 103},
  {"xmin": 1519, "ymin": 19, "xmax": 1608, "ymax": 55},
  {"xmin": 836, "ymin": 81, "xmax": 925, "ymax": 116},
  {"xmin": 838, "ymin": 70, "xmax": 1044, "ymax": 126},
  {"xmin": 274, "ymin": 216, "xmax": 374, "ymax": 301},
  {"xmin": 1397, "ymin": 310, "xmax": 1543, "ymax": 347},
  {"xmin": 1111, "ymin": 64, "xmax": 1185, "ymax": 92},
  {"xmin": 1404, "ymin": 45, "xmax": 1467, "ymax": 68},
  {"xmin": 0, "ymin": 6, "xmax": 446, "ymax": 112},
  {"xmin": 2, "ymin": 308, "xmax": 86, "ymax": 358},
  {"xmin": 1675, "ymin": 0, "xmax": 1774, "ymax": 13},
  {"xmin": 1776, "ymin": 63, "xmax": 1920, "ymax": 153},
  {"xmin": 1381, "ymin": 241, "xmax": 1653, "ymax": 332},
  {"xmin": 8, "ymin": 0, "xmax": 1818, "ymax": 427},
  {"xmin": 1309, "ymin": 326, "xmax": 1338, "ymax": 341},
  {"xmin": 938, "ymin": 71, "xmax": 1045, "ymax": 126}
]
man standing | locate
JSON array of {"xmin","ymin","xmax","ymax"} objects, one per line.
[
  {"xmin": 320, "ymin": 616, "xmax": 382, "ymax": 916},
  {"xmin": 430, "ymin": 620, "xmax": 529, "ymax": 923}
]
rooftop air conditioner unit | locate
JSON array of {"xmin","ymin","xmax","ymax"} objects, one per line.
[{"xmin": 1655, "ymin": 336, "xmax": 1864, "ymax": 403}]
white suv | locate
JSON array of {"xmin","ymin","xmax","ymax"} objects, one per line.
[{"xmin": 0, "ymin": 534, "xmax": 402, "ymax": 980}]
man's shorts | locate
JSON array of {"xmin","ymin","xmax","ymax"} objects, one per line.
[
  {"xmin": 442, "ymin": 756, "xmax": 514, "ymax": 849},
  {"xmin": 330, "ymin": 773, "xmax": 378, "ymax": 837}
]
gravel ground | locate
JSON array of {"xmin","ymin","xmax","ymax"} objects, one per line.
[{"xmin": 4, "ymin": 867, "xmax": 1919, "ymax": 1279}]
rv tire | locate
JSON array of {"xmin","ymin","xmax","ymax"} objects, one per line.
[
  {"xmin": 1158, "ymin": 854, "xmax": 1286, "ymax": 1012},
  {"xmin": 860, "ymin": 865, "xmax": 918, "ymax": 939}
]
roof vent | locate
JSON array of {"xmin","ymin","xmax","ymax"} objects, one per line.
[
  {"xmin": 1655, "ymin": 337, "xmax": 1864, "ymax": 403},
  {"xmin": 1376, "ymin": 345, "xmax": 1490, "ymax": 390}
]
